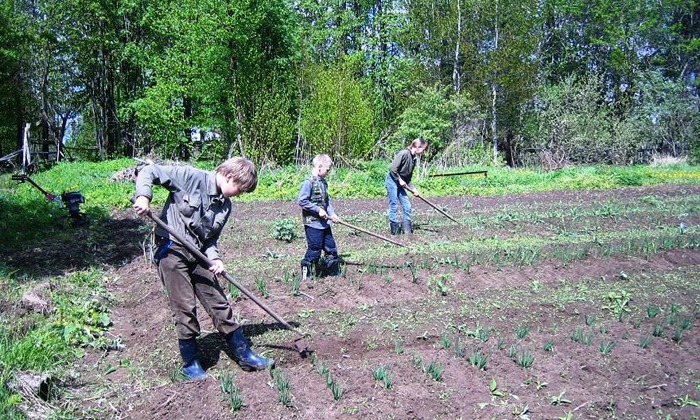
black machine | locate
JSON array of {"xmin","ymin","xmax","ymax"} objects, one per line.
[{"xmin": 12, "ymin": 174, "xmax": 86, "ymax": 223}]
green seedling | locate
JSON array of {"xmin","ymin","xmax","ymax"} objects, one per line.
[
  {"xmin": 674, "ymin": 394, "xmax": 699, "ymax": 407},
  {"xmin": 599, "ymin": 340, "xmax": 616, "ymax": 355},
  {"xmin": 440, "ymin": 331, "xmax": 451, "ymax": 349},
  {"xmin": 603, "ymin": 290, "xmax": 631, "ymax": 320},
  {"xmin": 426, "ymin": 360, "xmax": 443, "ymax": 382},
  {"xmin": 515, "ymin": 350, "xmax": 534, "ymax": 368},
  {"xmin": 543, "ymin": 339, "xmax": 554, "ymax": 352},
  {"xmin": 536, "ymin": 380, "xmax": 548, "ymax": 391},
  {"xmin": 585, "ymin": 314, "xmax": 596, "ymax": 326},
  {"xmin": 680, "ymin": 317, "xmax": 693, "ymax": 331},
  {"xmin": 570, "ymin": 326, "xmax": 583, "ymax": 343},
  {"xmin": 372, "ymin": 365, "xmax": 387, "ymax": 381},
  {"xmin": 468, "ymin": 350, "xmax": 488, "ymax": 370},
  {"xmin": 497, "ymin": 337, "xmax": 505, "ymax": 350},
  {"xmin": 272, "ymin": 368, "xmax": 293, "ymax": 407},
  {"xmin": 550, "ymin": 391, "xmax": 572, "ymax": 406},
  {"xmin": 453, "ymin": 337, "xmax": 465, "ymax": 358},
  {"xmin": 646, "ymin": 305, "xmax": 660, "ymax": 318},
  {"xmin": 672, "ymin": 326, "xmax": 683, "ymax": 344},
  {"xmin": 515, "ymin": 325, "xmax": 530, "ymax": 339},
  {"xmin": 255, "ymin": 277, "xmax": 269, "ymax": 297},
  {"xmin": 652, "ymin": 324, "xmax": 664, "ymax": 337},
  {"xmin": 272, "ymin": 218, "xmax": 298, "ymax": 242},
  {"xmin": 331, "ymin": 381, "xmax": 344, "ymax": 401},
  {"xmin": 508, "ymin": 344, "xmax": 518, "ymax": 359},
  {"xmin": 638, "ymin": 335, "xmax": 652, "ymax": 349},
  {"xmin": 512, "ymin": 403, "xmax": 529, "ymax": 418},
  {"xmin": 394, "ymin": 339, "xmax": 404, "ymax": 355},
  {"xmin": 489, "ymin": 378, "xmax": 504, "ymax": 397}
]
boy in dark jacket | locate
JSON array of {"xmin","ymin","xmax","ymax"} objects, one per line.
[{"xmin": 297, "ymin": 154, "xmax": 341, "ymax": 281}]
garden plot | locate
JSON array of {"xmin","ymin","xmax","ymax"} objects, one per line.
[{"xmin": 67, "ymin": 184, "xmax": 699, "ymax": 419}]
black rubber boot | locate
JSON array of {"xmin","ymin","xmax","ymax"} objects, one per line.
[
  {"xmin": 325, "ymin": 256, "xmax": 340, "ymax": 276},
  {"xmin": 227, "ymin": 328, "xmax": 274, "ymax": 372},
  {"xmin": 402, "ymin": 219, "xmax": 413, "ymax": 234},
  {"xmin": 390, "ymin": 221, "xmax": 401, "ymax": 235},
  {"xmin": 178, "ymin": 339, "xmax": 209, "ymax": 381}
]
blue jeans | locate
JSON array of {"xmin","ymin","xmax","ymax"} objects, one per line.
[{"xmin": 385, "ymin": 174, "xmax": 411, "ymax": 223}]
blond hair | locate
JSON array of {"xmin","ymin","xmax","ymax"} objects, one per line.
[
  {"xmin": 312, "ymin": 154, "xmax": 333, "ymax": 168},
  {"xmin": 216, "ymin": 157, "xmax": 257, "ymax": 192}
]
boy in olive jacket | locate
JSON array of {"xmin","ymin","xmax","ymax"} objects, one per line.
[{"xmin": 133, "ymin": 157, "xmax": 273, "ymax": 380}]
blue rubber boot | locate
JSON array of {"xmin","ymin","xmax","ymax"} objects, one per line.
[
  {"xmin": 227, "ymin": 328, "xmax": 274, "ymax": 372},
  {"xmin": 178, "ymin": 339, "xmax": 209, "ymax": 381}
]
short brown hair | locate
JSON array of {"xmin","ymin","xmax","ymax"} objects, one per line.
[{"xmin": 216, "ymin": 157, "xmax": 258, "ymax": 192}]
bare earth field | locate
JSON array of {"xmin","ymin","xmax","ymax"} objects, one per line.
[{"xmin": 39, "ymin": 184, "xmax": 700, "ymax": 419}]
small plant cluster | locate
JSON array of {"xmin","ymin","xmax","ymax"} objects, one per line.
[
  {"xmin": 427, "ymin": 273, "xmax": 454, "ymax": 296},
  {"xmin": 410, "ymin": 353, "xmax": 443, "ymax": 381},
  {"xmin": 271, "ymin": 368, "xmax": 293, "ymax": 407},
  {"xmin": 508, "ymin": 344, "xmax": 534, "ymax": 368},
  {"xmin": 220, "ymin": 372, "xmax": 244, "ymax": 412},
  {"xmin": 272, "ymin": 218, "xmax": 298, "ymax": 242},
  {"xmin": 315, "ymin": 360, "xmax": 344, "ymax": 401},
  {"xmin": 372, "ymin": 365, "xmax": 393, "ymax": 389}
]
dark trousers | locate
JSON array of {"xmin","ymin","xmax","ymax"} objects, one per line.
[
  {"xmin": 157, "ymin": 242, "xmax": 238, "ymax": 340},
  {"xmin": 301, "ymin": 225, "xmax": 338, "ymax": 268}
]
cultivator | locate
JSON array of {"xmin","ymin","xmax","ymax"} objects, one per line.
[{"xmin": 12, "ymin": 174, "xmax": 86, "ymax": 223}]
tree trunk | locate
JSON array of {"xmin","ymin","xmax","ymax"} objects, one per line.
[{"xmin": 453, "ymin": 0, "xmax": 462, "ymax": 93}]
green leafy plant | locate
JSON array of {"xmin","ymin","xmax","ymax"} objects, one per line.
[
  {"xmin": 372, "ymin": 366, "xmax": 392, "ymax": 389},
  {"xmin": 599, "ymin": 340, "xmax": 616, "ymax": 355},
  {"xmin": 255, "ymin": 277, "xmax": 269, "ymax": 297},
  {"xmin": 440, "ymin": 331, "xmax": 451, "ymax": 349},
  {"xmin": 489, "ymin": 378, "xmax": 504, "ymax": 397},
  {"xmin": 603, "ymin": 290, "xmax": 631, "ymax": 320},
  {"xmin": 550, "ymin": 391, "xmax": 572, "ymax": 406},
  {"xmin": 331, "ymin": 381, "xmax": 344, "ymax": 401},
  {"xmin": 513, "ymin": 348, "xmax": 534, "ymax": 368},
  {"xmin": 638, "ymin": 335, "xmax": 652, "ymax": 349},
  {"xmin": 543, "ymin": 339, "xmax": 555, "ymax": 352},
  {"xmin": 272, "ymin": 218, "xmax": 298, "ymax": 242},
  {"xmin": 271, "ymin": 368, "xmax": 293, "ymax": 407},
  {"xmin": 646, "ymin": 305, "xmax": 660, "ymax": 318},
  {"xmin": 427, "ymin": 273, "xmax": 454, "ymax": 296},
  {"xmin": 515, "ymin": 325, "xmax": 530, "ymax": 339},
  {"xmin": 425, "ymin": 360, "xmax": 443, "ymax": 381},
  {"xmin": 220, "ymin": 372, "xmax": 243, "ymax": 412},
  {"xmin": 570, "ymin": 326, "xmax": 584, "ymax": 343},
  {"xmin": 468, "ymin": 350, "xmax": 488, "ymax": 370}
]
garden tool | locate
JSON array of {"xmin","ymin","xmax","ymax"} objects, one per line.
[
  {"xmin": 428, "ymin": 170, "xmax": 488, "ymax": 178},
  {"xmin": 406, "ymin": 186, "xmax": 462, "ymax": 225},
  {"xmin": 140, "ymin": 208, "xmax": 311, "ymax": 356},
  {"xmin": 336, "ymin": 219, "xmax": 407, "ymax": 247}
]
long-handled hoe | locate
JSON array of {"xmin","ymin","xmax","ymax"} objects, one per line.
[
  {"xmin": 141, "ymin": 209, "xmax": 311, "ymax": 356},
  {"xmin": 336, "ymin": 219, "xmax": 406, "ymax": 248},
  {"xmin": 406, "ymin": 186, "xmax": 462, "ymax": 225}
]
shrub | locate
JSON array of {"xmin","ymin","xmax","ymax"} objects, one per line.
[{"xmin": 272, "ymin": 218, "xmax": 298, "ymax": 242}]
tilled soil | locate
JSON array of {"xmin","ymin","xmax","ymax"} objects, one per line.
[{"xmin": 63, "ymin": 184, "xmax": 700, "ymax": 419}]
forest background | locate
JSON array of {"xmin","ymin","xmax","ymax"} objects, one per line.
[{"xmin": 0, "ymin": 0, "xmax": 698, "ymax": 169}]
